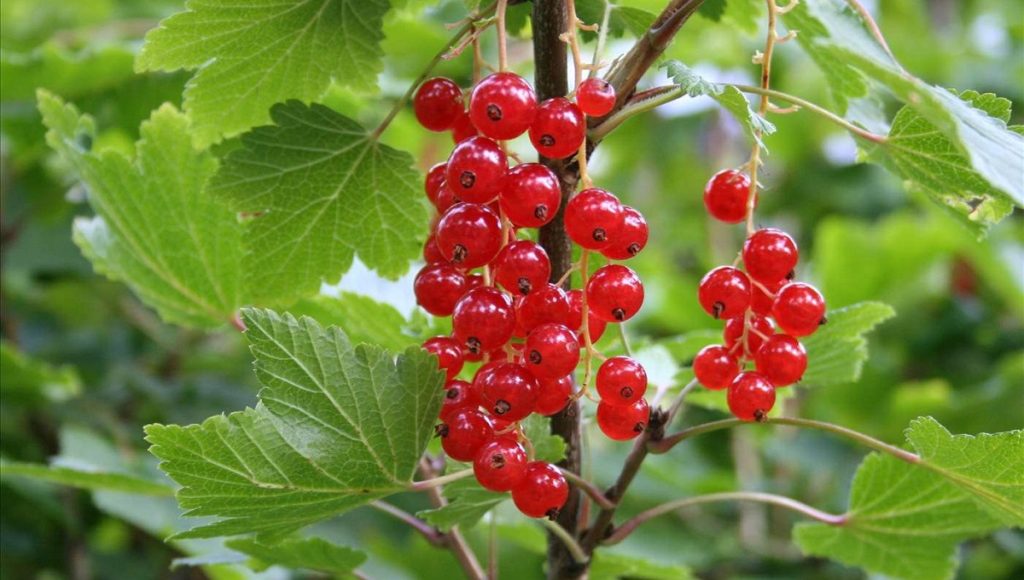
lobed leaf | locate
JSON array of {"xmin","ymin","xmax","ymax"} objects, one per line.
[
  {"xmin": 417, "ymin": 476, "xmax": 506, "ymax": 532},
  {"xmin": 225, "ymin": 537, "xmax": 366, "ymax": 575},
  {"xmin": 801, "ymin": 302, "xmax": 895, "ymax": 386}
]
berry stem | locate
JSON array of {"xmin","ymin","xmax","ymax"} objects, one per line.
[
  {"xmin": 663, "ymin": 378, "xmax": 698, "ymax": 423},
  {"xmin": 496, "ymin": 0, "xmax": 509, "ymax": 71},
  {"xmin": 743, "ymin": 0, "xmax": 782, "ymax": 236},
  {"xmin": 541, "ymin": 518, "xmax": 588, "ymax": 565},
  {"xmin": 564, "ymin": 0, "xmax": 593, "ymax": 189},
  {"xmin": 577, "ymin": 249, "xmax": 597, "ymax": 395},
  {"xmin": 408, "ymin": 467, "xmax": 475, "ymax": 491},
  {"xmin": 603, "ymin": 491, "xmax": 847, "ymax": 545},
  {"xmin": 617, "ymin": 322, "xmax": 633, "ymax": 357},
  {"xmin": 370, "ymin": 501, "xmax": 446, "ymax": 546},
  {"xmin": 558, "ymin": 467, "xmax": 616, "ymax": 510}
]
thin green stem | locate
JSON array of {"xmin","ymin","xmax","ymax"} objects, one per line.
[
  {"xmin": 730, "ymin": 84, "xmax": 887, "ymax": 143},
  {"xmin": 558, "ymin": 467, "xmax": 616, "ymax": 510},
  {"xmin": 617, "ymin": 323, "xmax": 633, "ymax": 357},
  {"xmin": 664, "ymin": 378, "xmax": 699, "ymax": 424},
  {"xmin": 409, "ymin": 468, "xmax": 475, "ymax": 491},
  {"xmin": 541, "ymin": 518, "xmax": 588, "ymax": 565}
]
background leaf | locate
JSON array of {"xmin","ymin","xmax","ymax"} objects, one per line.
[{"xmin": 225, "ymin": 536, "xmax": 366, "ymax": 575}]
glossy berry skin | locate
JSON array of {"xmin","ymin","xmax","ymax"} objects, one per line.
[
  {"xmin": 567, "ymin": 289, "xmax": 607, "ymax": 342},
  {"xmin": 576, "ymin": 78, "xmax": 616, "ymax": 117},
  {"xmin": 704, "ymin": 169, "xmax": 754, "ymax": 223},
  {"xmin": 512, "ymin": 462, "xmax": 569, "ymax": 518},
  {"xmin": 751, "ymin": 278, "xmax": 783, "ymax": 316},
  {"xmin": 724, "ymin": 314, "xmax": 774, "ymax": 356},
  {"xmin": 414, "ymin": 78, "xmax": 464, "ymax": 131},
  {"xmin": 727, "ymin": 372, "xmax": 776, "ymax": 421},
  {"xmin": 587, "ymin": 265, "xmax": 644, "ymax": 323},
  {"xmin": 423, "ymin": 336, "xmax": 464, "ymax": 381},
  {"xmin": 423, "ymin": 235, "xmax": 447, "ymax": 264},
  {"xmin": 478, "ymin": 363, "xmax": 539, "ymax": 421},
  {"xmin": 493, "ymin": 241, "xmax": 551, "ymax": 296},
  {"xmin": 743, "ymin": 228, "xmax": 799, "ymax": 284},
  {"xmin": 564, "ymin": 188, "xmax": 624, "ymax": 250},
  {"xmin": 451, "ymin": 109, "xmax": 478, "ymax": 143},
  {"xmin": 414, "ymin": 264, "xmax": 467, "ymax": 316},
  {"xmin": 425, "ymin": 163, "xmax": 447, "ymax": 206},
  {"xmin": 601, "ymin": 206, "xmax": 648, "ymax": 260},
  {"xmin": 446, "ymin": 137, "xmax": 508, "ymax": 203},
  {"xmin": 434, "ymin": 183, "xmax": 461, "ymax": 213},
  {"xmin": 529, "ymin": 97, "xmax": 585, "ymax": 159},
  {"xmin": 698, "ymin": 266, "xmax": 751, "ymax": 320},
  {"xmin": 525, "ymin": 323, "xmax": 580, "ymax": 379},
  {"xmin": 517, "ymin": 283, "xmax": 571, "ymax": 333},
  {"xmin": 693, "ymin": 345, "xmax": 740, "ymax": 390},
  {"xmin": 436, "ymin": 203, "xmax": 503, "ymax": 269},
  {"xmin": 469, "ymin": 72, "xmax": 538, "ymax": 140},
  {"xmin": 440, "ymin": 379, "xmax": 480, "ymax": 421},
  {"xmin": 596, "ymin": 398, "xmax": 649, "ymax": 441},
  {"xmin": 452, "ymin": 287, "xmax": 515, "ymax": 355},
  {"xmin": 439, "ymin": 408, "xmax": 493, "ymax": 461},
  {"xmin": 534, "ymin": 375, "xmax": 572, "ymax": 416},
  {"xmin": 772, "ymin": 282, "xmax": 826, "ymax": 337},
  {"xmin": 596, "ymin": 356, "xmax": 647, "ymax": 405},
  {"xmin": 499, "ymin": 163, "xmax": 561, "ymax": 228},
  {"xmin": 755, "ymin": 334, "xmax": 807, "ymax": 387},
  {"xmin": 473, "ymin": 436, "xmax": 529, "ymax": 492}
]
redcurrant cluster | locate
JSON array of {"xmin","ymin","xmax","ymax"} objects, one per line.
[
  {"xmin": 413, "ymin": 72, "xmax": 649, "ymax": 518},
  {"xmin": 693, "ymin": 170, "xmax": 827, "ymax": 421}
]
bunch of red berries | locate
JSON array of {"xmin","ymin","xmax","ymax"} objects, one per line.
[
  {"xmin": 413, "ymin": 72, "xmax": 649, "ymax": 518},
  {"xmin": 693, "ymin": 170, "xmax": 827, "ymax": 421}
]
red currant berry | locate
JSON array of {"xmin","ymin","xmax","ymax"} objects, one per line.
[
  {"xmin": 743, "ymin": 228, "xmax": 798, "ymax": 284},
  {"xmin": 440, "ymin": 379, "xmax": 481, "ymax": 421},
  {"xmin": 452, "ymin": 287, "xmax": 515, "ymax": 355},
  {"xmin": 499, "ymin": 163, "xmax": 561, "ymax": 228},
  {"xmin": 587, "ymin": 265, "xmax": 644, "ymax": 323},
  {"xmin": 525, "ymin": 323, "xmax": 580, "ymax": 379},
  {"xmin": 755, "ymin": 334, "xmax": 807, "ymax": 387},
  {"xmin": 771, "ymin": 282, "xmax": 826, "ymax": 337},
  {"xmin": 692, "ymin": 345, "xmax": 739, "ymax": 390},
  {"xmin": 512, "ymin": 461, "xmax": 569, "ymax": 518},
  {"xmin": 439, "ymin": 408, "xmax": 494, "ymax": 461},
  {"xmin": 723, "ymin": 314, "xmax": 774, "ymax": 356},
  {"xmin": 446, "ymin": 136, "xmax": 508, "ymax": 203},
  {"xmin": 436, "ymin": 203, "xmax": 503, "ymax": 269},
  {"xmin": 425, "ymin": 163, "xmax": 447, "ymax": 206},
  {"xmin": 529, "ymin": 97, "xmax": 585, "ymax": 159},
  {"xmin": 473, "ymin": 435, "xmax": 529, "ymax": 492},
  {"xmin": 596, "ymin": 356, "xmax": 647, "ymax": 405},
  {"xmin": 414, "ymin": 264, "xmax": 467, "ymax": 316},
  {"xmin": 423, "ymin": 336, "xmax": 464, "ymax": 381},
  {"xmin": 451, "ymin": 109, "xmax": 478, "ymax": 143},
  {"xmin": 703, "ymin": 169, "xmax": 754, "ymax": 224},
  {"xmin": 567, "ymin": 289, "xmax": 607, "ymax": 342},
  {"xmin": 469, "ymin": 72, "xmax": 538, "ymax": 140},
  {"xmin": 596, "ymin": 398, "xmax": 649, "ymax": 441},
  {"xmin": 493, "ymin": 240, "xmax": 551, "ymax": 296},
  {"xmin": 564, "ymin": 188, "xmax": 624, "ymax": 250},
  {"xmin": 576, "ymin": 78, "xmax": 616, "ymax": 117},
  {"xmin": 698, "ymin": 266, "xmax": 751, "ymax": 320},
  {"xmin": 517, "ymin": 283, "xmax": 571, "ymax": 333},
  {"xmin": 727, "ymin": 372, "xmax": 776, "ymax": 421},
  {"xmin": 435, "ymin": 182, "xmax": 461, "ymax": 213},
  {"xmin": 534, "ymin": 375, "xmax": 573, "ymax": 416},
  {"xmin": 478, "ymin": 363, "xmax": 538, "ymax": 422},
  {"xmin": 600, "ymin": 206, "xmax": 648, "ymax": 260},
  {"xmin": 751, "ymin": 278, "xmax": 783, "ymax": 316},
  {"xmin": 423, "ymin": 235, "xmax": 447, "ymax": 264},
  {"xmin": 414, "ymin": 77, "xmax": 463, "ymax": 131}
]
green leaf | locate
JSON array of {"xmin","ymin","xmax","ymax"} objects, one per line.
[
  {"xmin": 209, "ymin": 101, "xmax": 427, "ymax": 306},
  {"xmin": 287, "ymin": 292, "xmax": 419, "ymax": 353},
  {"xmin": 136, "ymin": 0, "xmax": 391, "ymax": 145},
  {"xmin": 801, "ymin": 302, "xmax": 895, "ymax": 386},
  {"xmin": 522, "ymin": 415, "xmax": 566, "ymax": 463},
  {"xmin": 146, "ymin": 308, "xmax": 446, "ymax": 538},
  {"xmin": 417, "ymin": 476, "xmax": 505, "ymax": 532},
  {"xmin": 38, "ymin": 91, "xmax": 246, "ymax": 329},
  {"xmin": 589, "ymin": 551, "xmax": 694, "ymax": 580},
  {"xmin": 697, "ymin": 0, "xmax": 726, "ymax": 21},
  {"xmin": 0, "ymin": 460, "xmax": 173, "ymax": 496},
  {"xmin": 795, "ymin": 418, "xmax": 1023, "ymax": 580},
  {"xmin": 0, "ymin": 341, "xmax": 80, "ymax": 403},
  {"xmin": 577, "ymin": 1, "xmax": 657, "ymax": 40},
  {"xmin": 0, "ymin": 43, "xmax": 135, "ymax": 101},
  {"xmin": 225, "ymin": 537, "xmax": 366, "ymax": 575}
]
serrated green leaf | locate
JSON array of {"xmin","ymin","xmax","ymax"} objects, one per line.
[
  {"xmin": 0, "ymin": 341, "xmax": 80, "ymax": 403},
  {"xmin": 136, "ymin": 0, "xmax": 390, "ymax": 145},
  {"xmin": 417, "ymin": 476, "xmax": 506, "ymax": 532},
  {"xmin": 209, "ymin": 101, "xmax": 427, "ymax": 306},
  {"xmin": 288, "ymin": 293, "xmax": 419, "ymax": 352},
  {"xmin": 0, "ymin": 460, "xmax": 173, "ymax": 496},
  {"xmin": 146, "ymin": 308, "xmax": 446, "ymax": 539},
  {"xmin": 522, "ymin": 415, "xmax": 566, "ymax": 463},
  {"xmin": 225, "ymin": 537, "xmax": 366, "ymax": 575},
  {"xmin": 589, "ymin": 551, "xmax": 694, "ymax": 580},
  {"xmin": 801, "ymin": 302, "xmax": 895, "ymax": 386},
  {"xmin": 577, "ymin": 1, "xmax": 657, "ymax": 40},
  {"xmin": 38, "ymin": 91, "xmax": 245, "ymax": 329},
  {"xmin": 795, "ymin": 418, "xmax": 1022, "ymax": 580}
]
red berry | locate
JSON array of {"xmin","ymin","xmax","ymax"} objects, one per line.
[
  {"xmin": 436, "ymin": 203, "xmax": 503, "ymax": 269},
  {"xmin": 596, "ymin": 398, "xmax": 649, "ymax": 441},
  {"xmin": 703, "ymin": 169, "xmax": 754, "ymax": 223},
  {"xmin": 446, "ymin": 137, "xmax": 507, "ymax": 203},
  {"xmin": 587, "ymin": 264, "xmax": 644, "ymax": 323},
  {"xmin": 499, "ymin": 163, "xmax": 561, "ymax": 228},
  {"xmin": 693, "ymin": 345, "xmax": 739, "ymax": 390},
  {"xmin": 414, "ymin": 264, "xmax": 467, "ymax": 316},
  {"xmin": 723, "ymin": 314, "xmax": 774, "ymax": 356},
  {"xmin": 512, "ymin": 461, "xmax": 569, "ymax": 518},
  {"xmin": 564, "ymin": 188, "xmax": 624, "ymax": 250},
  {"xmin": 478, "ymin": 362, "xmax": 538, "ymax": 421},
  {"xmin": 772, "ymin": 282, "xmax": 826, "ymax": 337},
  {"xmin": 534, "ymin": 375, "xmax": 573, "ymax": 416},
  {"xmin": 452, "ymin": 287, "xmax": 515, "ymax": 355},
  {"xmin": 469, "ymin": 72, "xmax": 538, "ymax": 140},
  {"xmin": 451, "ymin": 109, "xmax": 478, "ymax": 143},
  {"xmin": 473, "ymin": 436, "xmax": 529, "ymax": 491},
  {"xmin": 414, "ymin": 77, "xmax": 463, "ymax": 131},
  {"xmin": 566, "ymin": 289, "xmax": 607, "ymax": 342},
  {"xmin": 493, "ymin": 241, "xmax": 551, "ymax": 296},
  {"xmin": 525, "ymin": 323, "xmax": 580, "ymax": 379},
  {"xmin": 600, "ymin": 206, "xmax": 648, "ymax": 260},
  {"xmin": 517, "ymin": 283, "xmax": 571, "ymax": 333},
  {"xmin": 596, "ymin": 356, "xmax": 647, "ymax": 405},
  {"xmin": 435, "ymin": 182, "xmax": 461, "ymax": 213},
  {"xmin": 698, "ymin": 266, "xmax": 751, "ymax": 320},
  {"xmin": 529, "ymin": 97, "xmax": 585, "ymax": 159},
  {"xmin": 727, "ymin": 372, "xmax": 776, "ymax": 421},
  {"xmin": 755, "ymin": 334, "xmax": 807, "ymax": 387},
  {"xmin": 440, "ymin": 379, "xmax": 481, "ymax": 421},
  {"xmin": 751, "ymin": 278, "xmax": 783, "ymax": 316},
  {"xmin": 576, "ymin": 78, "xmax": 616, "ymax": 117},
  {"xmin": 423, "ymin": 235, "xmax": 447, "ymax": 264},
  {"xmin": 423, "ymin": 336, "xmax": 464, "ymax": 381},
  {"xmin": 425, "ymin": 163, "xmax": 447, "ymax": 206},
  {"xmin": 439, "ymin": 408, "xmax": 493, "ymax": 461},
  {"xmin": 743, "ymin": 228, "xmax": 798, "ymax": 284}
]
